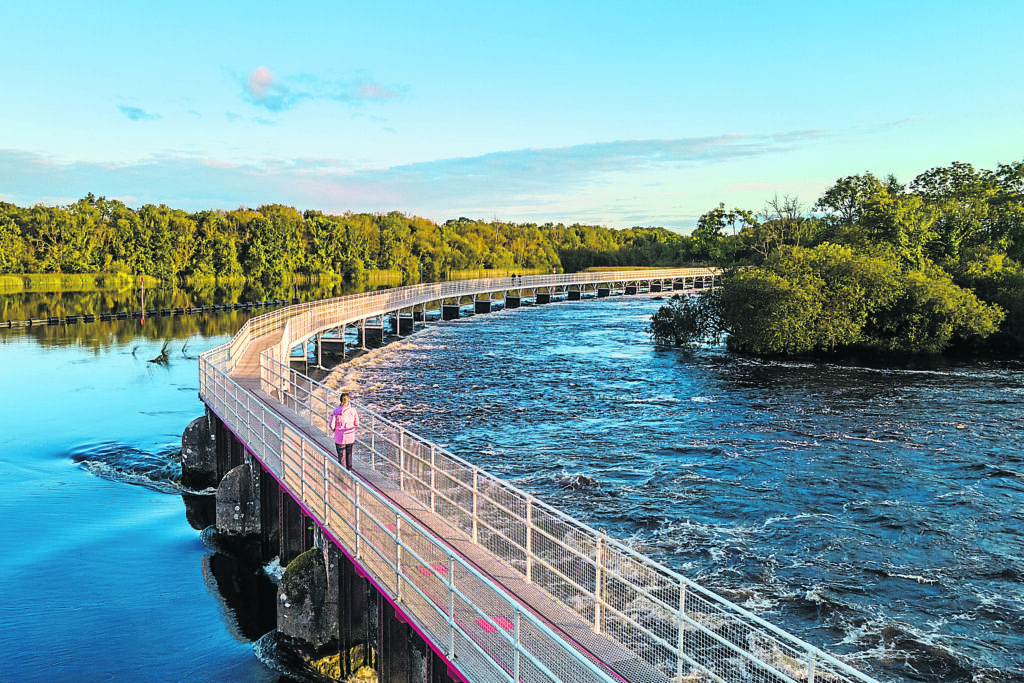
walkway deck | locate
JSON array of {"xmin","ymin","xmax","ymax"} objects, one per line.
[{"xmin": 199, "ymin": 270, "xmax": 878, "ymax": 683}]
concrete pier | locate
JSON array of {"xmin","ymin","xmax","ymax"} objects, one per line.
[
  {"xmin": 505, "ymin": 296, "xmax": 521, "ymax": 309},
  {"xmin": 650, "ymin": 283, "xmax": 663, "ymax": 293},
  {"xmin": 441, "ymin": 304, "xmax": 460, "ymax": 320},
  {"xmin": 536, "ymin": 292, "xmax": 551, "ymax": 304},
  {"xmin": 390, "ymin": 316, "xmax": 414, "ymax": 335},
  {"xmin": 358, "ymin": 325, "xmax": 384, "ymax": 348},
  {"xmin": 597, "ymin": 287, "xmax": 610, "ymax": 297},
  {"xmin": 625, "ymin": 285, "xmax": 637, "ymax": 295},
  {"xmin": 567, "ymin": 290, "xmax": 581, "ymax": 301},
  {"xmin": 183, "ymin": 412, "xmax": 458, "ymax": 683},
  {"xmin": 473, "ymin": 299, "xmax": 491, "ymax": 314}
]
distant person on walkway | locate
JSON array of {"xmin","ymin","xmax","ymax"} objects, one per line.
[{"xmin": 329, "ymin": 393, "xmax": 360, "ymax": 468}]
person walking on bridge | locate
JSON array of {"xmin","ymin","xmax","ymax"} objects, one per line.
[{"xmin": 329, "ymin": 393, "xmax": 360, "ymax": 468}]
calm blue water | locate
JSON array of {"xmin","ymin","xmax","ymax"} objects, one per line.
[
  {"xmin": 0, "ymin": 322, "xmax": 284, "ymax": 682},
  {"xmin": 2, "ymin": 295, "xmax": 1022, "ymax": 682}
]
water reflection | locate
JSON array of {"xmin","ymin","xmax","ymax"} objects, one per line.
[{"xmin": 0, "ymin": 279, "xmax": 386, "ymax": 347}]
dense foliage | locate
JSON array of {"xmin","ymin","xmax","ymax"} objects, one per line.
[
  {"xmin": 0, "ymin": 197, "xmax": 701, "ymax": 283},
  {"xmin": 651, "ymin": 160, "xmax": 1024, "ymax": 356}
]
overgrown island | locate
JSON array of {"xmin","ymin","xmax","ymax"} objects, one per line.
[{"xmin": 2, "ymin": 160, "xmax": 1022, "ymax": 357}]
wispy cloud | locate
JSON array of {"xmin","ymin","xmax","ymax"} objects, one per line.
[
  {"xmin": 242, "ymin": 66, "xmax": 402, "ymax": 112},
  {"xmin": 117, "ymin": 105, "xmax": 160, "ymax": 121},
  {"xmin": 0, "ymin": 129, "xmax": 833, "ymax": 227}
]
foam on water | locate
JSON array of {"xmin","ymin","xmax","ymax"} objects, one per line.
[{"xmin": 321, "ymin": 296, "xmax": 1024, "ymax": 682}]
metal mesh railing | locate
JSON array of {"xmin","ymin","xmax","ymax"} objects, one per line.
[
  {"xmin": 200, "ymin": 352, "xmax": 621, "ymax": 683},
  {"xmin": 199, "ymin": 270, "xmax": 879, "ymax": 683}
]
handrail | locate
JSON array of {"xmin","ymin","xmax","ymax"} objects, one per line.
[
  {"xmin": 199, "ymin": 270, "xmax": 880, "ymax": 683},
  {"xmin": 200, "ymin": 353, "xmax": 621, "ymax": 683}
]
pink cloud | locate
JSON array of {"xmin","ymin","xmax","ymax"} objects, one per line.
[
  {"xmin": 247, "ymin": 66, "xmax": 275, "ymax": 100},
  {"xmin": 357, "ymin": 82, "xmax": 397, "ymax": 100}
]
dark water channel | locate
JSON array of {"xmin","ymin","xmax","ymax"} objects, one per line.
[{"xmin": 1, "ymin": 288, "xmax": 1021, "ymax": 682}]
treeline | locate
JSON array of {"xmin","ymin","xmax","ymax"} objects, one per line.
[
  {"xmin": 0, "ymin": 197, "xmax": 702, "ymax": 283},
  {"xmin": 651, "ymin": 160, "xmax": 1024, "ymax": 355}
]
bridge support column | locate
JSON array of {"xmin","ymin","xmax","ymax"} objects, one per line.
[
  {"xmin": 391, "ymin": 315, "xmax": 414, "ymax": 335},
  {"xmin": 181, "ymin": 413, "xmax": 218, "ymax": 490},
  {"xmin": 567, "ymin": 290, "xmax": 581, "ymax": 301},
  {"xmin": 442, "ymin": 304, "xmax": 460, "ymax": 320},
  {"xmin": 625, "ymin": 285, "xmax": 637, "ymax": 295},
  {"xmin": 215, "ymin": 461, "xmax": 262, "ymax": 559},
  {"xmin": 474, "ymin": 299, "xmax": 491, "ymax": 314},
  {"xmin": 320, "ymin": 335, "xmax": 347, "ymax": 357},
  {"xmin": 672, "ymin": 281, "xmax": 685, "ymax": 290},
  {"xmin": 279, "ymin": 489, "xmax": 314, "ymax": 566},
  {"xmin": 597, "ymin": 287, "xmax": 610, "ymax": 297},
  {"xmin": 378, "ymin": 595, "xmax": 423, "ymax": 682},
  {"xmin": 359, "ymin": 325, "xmax": 384, "ymax": 348},
  {"xmin": 505, "ymin": 296, "xmax": 521, "ymax": 309},
  {"xmin": 536, "ymin": 292, "xmax": 551, "ymax": 304},
  {"xmin": 650, "ymin": 283, "xmax": 663, "ymax": 293}
]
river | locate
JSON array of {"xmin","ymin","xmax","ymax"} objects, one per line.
[{"xmin": 1, "ymin": 288, "xmax": 1021, "ymax": 682}]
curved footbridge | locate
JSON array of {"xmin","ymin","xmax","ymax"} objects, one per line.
[{"xmin": 198, "ymin": 269, "xmax": 879, "ymax": 683}]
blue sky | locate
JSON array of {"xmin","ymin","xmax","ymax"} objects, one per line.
[{"xmin": 1, "ymin": 1, "xmax": 1021, "ymax": 231}]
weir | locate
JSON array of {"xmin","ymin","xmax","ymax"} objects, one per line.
[{"xmin": 194, "ymin": 269, "xmax": 878, "ymax": 683}]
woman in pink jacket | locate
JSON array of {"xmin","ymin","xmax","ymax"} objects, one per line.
[{"xmin": 329, "ymin": 393, "xmax": 360, "ymax": 468}]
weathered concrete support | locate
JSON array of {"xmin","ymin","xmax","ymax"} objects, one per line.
[
  {"xmin": 536, "ymin": 292, "xmax": 551, "ymax": 304},
  {"xmin": 332, "ymin": 545, "xmax": 377, "ymax": 678},
  {"xmin": 216, "ymin": 462, "xmax": 262, "ymax": 557},
  {"xmin": 650, "ymin": 282, "xmax": 663, "ymax": 293},
  {"xmin": 597, "ymin": 287, "xmax": 610, "ymax": 298},
  {"xmin": 186, "ymin": 411, "xmax": 463, "ymax": 683},
  {"xmin": 625, "ymin": 285, "xmax": 637, "ymax": 295},
  {"xmin": 378, "ymin": 595, "xmax": 425, "ymax": 682},
  {"xmin": 358, "ymin": 325, "xmax": 384, "ymax": 347},
  {"xmin": 441, "ymin": 304, "xmax": 461, "ymax": 320},
  {"xmin": 567, "ymin": 290, "xmax": 581, "ymax": 301},
  {"xmin": 320, "ymin": 337, "xmax": 347, "ymax": 354},
  {"xmin": 181, "ymin": 414, "xmax": 217, "ymax": 490},
  {"xmin": 505, "ymin": 296, "xmax": 521, "ymax": 309},
  {"xmin": 474, "ymin": 299, "xmax": 491, "ymax": 314},
  {"xmin": 391, "ymin": 316, "xmax": 414, "ymax": 335},
  {"xmin": 279, "ymin": 489, "xmax": 314, "ymax": 566},
  {"xmin": 279, "ymin": 548, "xmax": 339, "ymax": 659},
  {"xmin": 413, "ymin": 310, "xmax": 425, "ymax": 322},
  {"xmin": 672, "ymin": 281, "xmax": 686, "ymax": 290}
]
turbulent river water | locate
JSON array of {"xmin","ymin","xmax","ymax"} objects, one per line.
[
  {"xmin": 1, "ymin": 290, "xmax": 1021, "ymax": 682},
  {"xmin": 325, "ymin": 296, "xmax": 1024, "ymax": 683}
]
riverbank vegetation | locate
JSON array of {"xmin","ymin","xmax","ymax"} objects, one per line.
[
  {"xmin": 0, "ymin": 197, "xmax": 701, "ymax": 286},
  {"xmin": 651, "ymin": 160, "xmax": 1024, "ymax": 356}
]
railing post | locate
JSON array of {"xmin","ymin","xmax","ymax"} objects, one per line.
[
  {"xmin": 594, "ymin": 531, "xmax": 606, "ymax": 633},
  {"xmin": 430, "ymin": 445, "xmax": 436, "ymax": 513},
  {"xmin": 472, "ymin": 467, "xmax": 479, "ymax": 544},
  {"xmin": 677, "ymin": 578, "xmax": 686, "ymax": 681},
  {"xmin": 399, "ymin": 429, "xmax": 406, "ymax": 490},
  {"xmin": 525, "ymin": 498, "xmax": 533, "ymax": 584},
  {"xmin": 807, "ymin": 649, "xmax": 817, "ymax": 683},
  {"xmin": 354, "ymin": 484, "xmax": 362, "ymax": 560},
  {"xmin": 447, "ymin": 554, "xmax": 456, "ymax": 656},
  {"xmin": 395, "ymin": 514, "xmax": 402, "ymax": 601},
  {"xmin": 513, "ymin": 608, "xmax": 521, "ymax": 681}
]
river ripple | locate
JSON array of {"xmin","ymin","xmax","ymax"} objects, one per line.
[{"xmin": 327, "ymin": 295, "xmax": 1024, "ymax": 683}]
